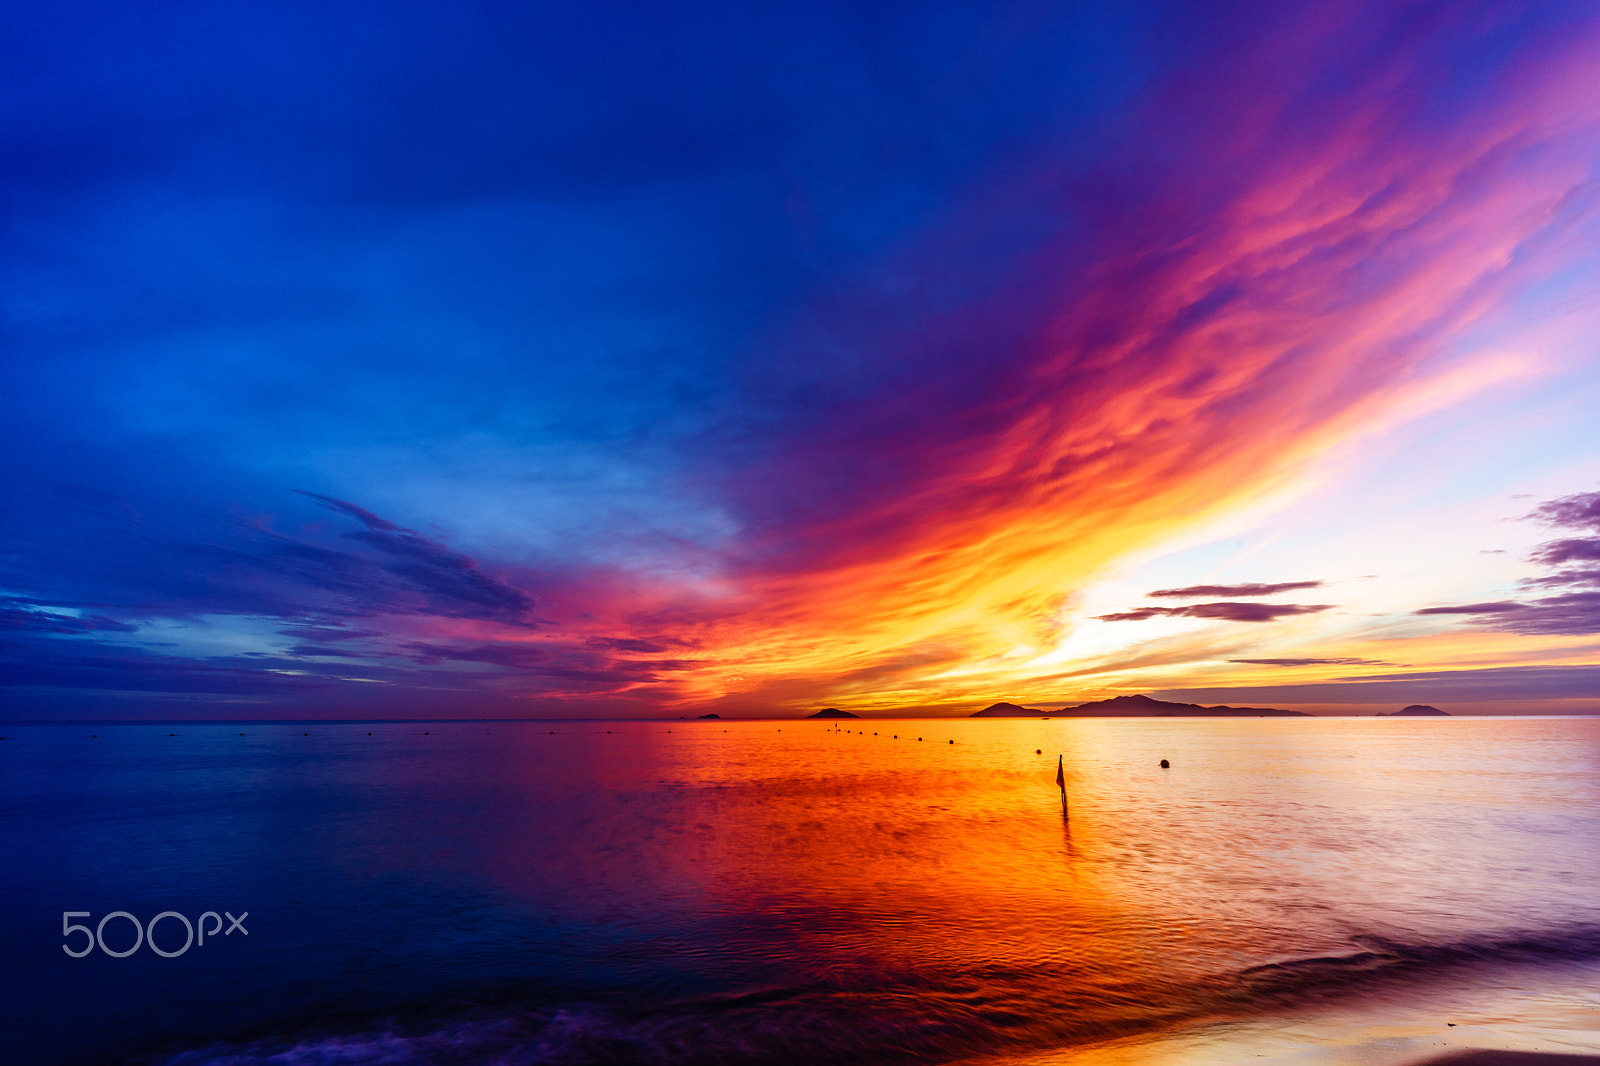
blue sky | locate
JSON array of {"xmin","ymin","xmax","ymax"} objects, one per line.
[{"xmin": 4, "ymin": 0, "xmax": 1599, "ymax": 718}]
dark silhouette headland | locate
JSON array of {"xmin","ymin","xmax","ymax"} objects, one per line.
[
  {"xmin": 971, "ymin": 702, "xmax": 1050, "ymax": 717},
  {"xmin": 697, "ymin": 713, "xmax": 722, "ymax": 719},
  {"xmin": 971, "ymin": 694, "xmax": 1310, "ymax": 717},
  {"xmin": 806, "ymin": 708, "xmax": 860, "ymax": 719},
  {"xmin": 1377, "ymin": 704, "xmax": 1450, "ymax": 716}
]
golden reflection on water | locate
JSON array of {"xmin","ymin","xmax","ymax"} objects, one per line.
[
  {"xmin": 12, "ymin": 716, "xmax": 1598, "ymax": 1066},
  {"xmin": 343, "ymin": 716, "xmax": 1600, "ymax": 1055}
]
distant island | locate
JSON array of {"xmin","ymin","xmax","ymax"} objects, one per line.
[
  {"xmin": 806, "ymin": 708, "xmax": 859, "ymax": 718},
  {"xmin": 970, "ymin": 693, "xmax": 1310, "ymax": 717},
  {"xmin": 971, "ymin": 702, "xmax": 1049, "ymax": 717},
  {"xmin": 697, "ymin": 713, "xmax": 721, "ymax": 719},
  {"xmin": 1377, "ymin": 704, "xmax": 1449, "ymax": 716}
]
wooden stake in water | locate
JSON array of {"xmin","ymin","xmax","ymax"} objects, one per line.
[{"xmin": 1056, "ymin": 754, "xmax": 1069, "ymax": 819}]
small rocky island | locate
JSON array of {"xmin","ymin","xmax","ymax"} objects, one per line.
[
  {"xmin": 806, "ymin": 708, "xmax": 860, "ymax": 718},
  {"xmin": 971, "ymin": 693, "xmax": 1309, "ymax": 717},
  {"xmin": 970, "ymin": 702, "xmax": 1048, "ymax": 717},
  {"xmin": 1377, "ymin": 704, "xmax": 1450, "ymax": 716}
]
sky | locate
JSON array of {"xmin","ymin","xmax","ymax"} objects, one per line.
[{"xmin": 3, "ymin": 0, "xmax": 1599, "ymax": 719}]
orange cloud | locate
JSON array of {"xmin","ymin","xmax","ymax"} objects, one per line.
[{"xmin": 517, "ymin": 12, "xmax": 1600, "ymax": 714}]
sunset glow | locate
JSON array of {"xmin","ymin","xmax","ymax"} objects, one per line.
[{"xmin": 5, "ymin": 0, "xmax": 1600, "ymax": 718}]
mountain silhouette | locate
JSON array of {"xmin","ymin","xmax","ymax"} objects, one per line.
[
  {"xmin": 969, "ymin": 693, "xmax": 1308, "ymax": 717},
  {"xmin": 970, "ymin": 702, "xmax": 1047, "ymax": 717}
]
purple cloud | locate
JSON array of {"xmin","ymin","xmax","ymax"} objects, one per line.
[
  {"xmin": 276, "ymin": 625, "xmax": 388, "ymax": 642},
  {"xmin": 1529, "ymin": 538, "xmax": 1600, "ymax": 566},
  {"xmin": 1160, "ymin": 665, "xmax": 1600, "ymax": 705},
  {"xmin": 1148, "ymin": 581, "xmax": 1323, "ymax": 598},
  {"xmin": 1229, "ymin": 657, "xmax": 1395, "ymax": 667},
  {"xmin": 1414, "ymin": 601, "xmax": 1527, "ymax": 615},
  {"xmin": 402, "ymin": 641, "xmax": 551, "ymax": 669},
  {"xmin": 1418, "ymin": 489, "xmax": 1600, "ymax": 636},
  {"xmin": 401, "ymin": 638, "xmax": 703, "ymax": 691},
  {"xmin": 0, "ymin": 606, "xmax": 136, "ymax": 634},
  {"xmin": 299, "ymin": 493, "xmax": 538, "ymax": 625},
  {"xmin": 1478, "ymin": 592, "xmax": 1600, "ymax": 637},
  {"xmin": 0, "ymin": 637, "xmax": 351, "ymax": 695},
  {"xmin": 1097, "ymin": 602, "xmax": 1333, "ymax": 622},
  {"xmin": 1522, "ymin": 567, "xmax": 1600, "ymax": 589},
  {"xmin": 1530, "ymin": 490, "xmax": 1600, "ymax": 530},
  {"xmin": 584, "ymin": 636, "xmax": 695, "ymax": 653}
]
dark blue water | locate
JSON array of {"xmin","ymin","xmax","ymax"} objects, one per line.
[{"xmin": 4, "ymin": 717, "xmax": 1600, "ymax": 1065}]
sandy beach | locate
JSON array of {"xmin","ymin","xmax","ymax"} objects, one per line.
[{"xmin": 1415, "ymin": 1054, "xmax": 1600, "ymax": 1065}]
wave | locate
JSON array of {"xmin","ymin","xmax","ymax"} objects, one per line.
[
  {"xmin": 137, "ymin": 924, "xmax": 1600, "ymax": 1066},
  {"xmin": 1232, "ymin": 923, "xmax": 1600, "ymax": 1003}
]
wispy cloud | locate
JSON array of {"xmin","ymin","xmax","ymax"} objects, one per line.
[
  {"xmin": 1097, "ymin": 602, "xmax": 1334, "ymax": 623},
  {"xmin": 1150, "ymin": 581, "xmax": 1323, "ymax": 598},
  {"xmin": 1161, "ymin": 665, "xmax": 1600, "ymax": 705},
  {"xmin": 297, "ymin": 493, "xmax": 539, "ymax": 626},
  {"xmin": 1229, "ymin": 657, "xmax": 1394, "ymax": 667},
  {"xmin": 1416, "ymin": 489, "xmax": 1600, "ymax": 636},
  {"xmin": 1, "ymin": 605, "xmax": 135, "ymax": 635},
  {"xmin": 1414, "ymin": 601, "xmax": 1527, "ymax": 615}
]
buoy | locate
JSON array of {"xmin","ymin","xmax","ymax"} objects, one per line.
[
  {"xmin": 948, "ymin": 739, "xmax": 954, "ymax": 744},
  {"xmin": 1159, "ymin": 759, "xmax": 1170, "ymax": 768},
  {"xmin": 1036, "ymin": 749, "xmax": 1042, "ymax": 754}
]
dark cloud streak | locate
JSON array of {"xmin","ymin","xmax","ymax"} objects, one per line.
[
  {"xmin": 1414, "ymin": 601, "xmax": 1526, "ymax": 615},
  {"xmin": 1097, "ymin": 602, "xmax": 1333, "ymax": 623},
  {"xmin": 1229, "ymin": 657, "xmax": 1395, "ymax": 667},
  {"xmin": 0, "ymin": 607, "xmax": 136, "ymax": 634},
  {"xmin": 1161, "ymin": 665, "xmax": 1600, "ymax": 705},
  {"xmin": 298, "ymin": 492, "xmax": 538, "ymax": 625},
  {"xmin": 1149, "ymin": 581, "xmax": 1323, "ymax": 598}
]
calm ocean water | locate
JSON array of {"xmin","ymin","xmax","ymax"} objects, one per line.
[{"xmin": 3, "ymin": 716, "xmax": 1600, "ymax": 1065}]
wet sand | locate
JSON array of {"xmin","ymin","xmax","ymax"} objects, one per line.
[{"xmin": 1414, "ymin": 1054, "xmax": 1600, "ymax": 1064}]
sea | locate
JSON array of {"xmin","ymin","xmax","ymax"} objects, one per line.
[{"xmin": 3, "ymin": 716, "xmax": 1600, "ymax": 1066}]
